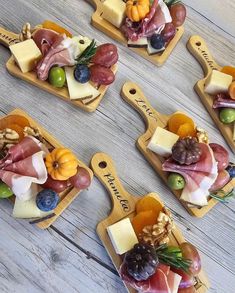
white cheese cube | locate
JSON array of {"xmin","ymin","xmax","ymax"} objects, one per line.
[
  {"xmin": 147, "ymin": 127, "xmax": 179, "ymax": 157},
  {"xmin": 101, "ymin": 0, "xmax": 126, "ymax": 28},
  {"xmin": 204, "ymin": 70, "xmax": 233, "ymax": 95},
  {"xmin": 72, "ymin": 35, "xmax": 92, "ymax": 53},
  {"xmin": 65, "ymin": 67, "xmax": 100, "ymax": 100},
  {"xmin": 128, "ymin": 38, "xmax": 148, "ymax": 48},
  {"xmin": 10, "ymin": 39, "xmax": 42, "ymax": 73},
  {"xmin": 12, "ymin": 184, "xmax": 52, "ymax": 218},
  {"xmin": 107, "ymin": 218, "xmax": 138, "ymax": 255}
]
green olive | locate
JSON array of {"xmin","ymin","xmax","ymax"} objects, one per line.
[
  {"xmin": 48, "ymin": 67, "xmax": 66, "ymax": 88},
  {"xmin": 0, "ymin": 181, "xmax": 13, "ymax": 198},
  {"xmin": 219, "ymin": 108, "xmax": 235, "ymax": 124},
  {"xmin": 167, "ymin": 173, "xmax": 185, "ymax": 190}
]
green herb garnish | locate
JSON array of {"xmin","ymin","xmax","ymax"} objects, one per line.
[
  {"xmin": 163, "ymin": 0, "xmax": 181, "ymax": 7},
  {"xmin": 210, "ymin": 188, "xmax": 235, "ymax": 203},
  {"xmin": 156, "ymin": 244, "xmax": 191, "ymax": 273},
  {"xmin": 76, "ymin": 39, "xmax": 97, "ymax": 65}
]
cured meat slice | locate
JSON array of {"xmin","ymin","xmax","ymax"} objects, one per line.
[
  {"xmin": 213, "ymin": 94, "xmax": 235, "ymax": 109},
  {"xmin": 36, "ymin": 35, "xmax": 80, "ymax": 80},
  {"xmin": 120, "ymin": 263, "xmax": 171, "ymax": 293},
  {"xmin": 0, "ymin": 137, "xmax": 48, "ymax": 200},
  {"xmin": 32, "ymin": 28, "xmax": 59, "ymax": 55},
  {"xmin": 167, "ymin": 270, "xmax": 182, "ymax": 293},
  {"xmin": 122, "ymin": 0, "xmax": 172, "ymax": 41},
  {"xmin": 163, "ymin": 143, "xmax": 218, "ymax": 206}
]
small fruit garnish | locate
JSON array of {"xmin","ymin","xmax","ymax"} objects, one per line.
[
  {"xmin": 124, "ymin": 243, "xmax": 159, "ymax": 281},
  {"xmin": 69, "ymin": 167, "xmax": 91, "ymax": 189},
  {"xmin": 74, "ymin": 64, "xmax": 90, "ymax": 83},
  {"xmin": 136, "ymin": 195, "xmax": 163, "ymax": 215},
  {"xmin": 150, "ymin": 34, "xmax": 165, "ymax": 50},
  {"xmin": 221, "ymin": 66, "xmax": 235, "ymax": 80},
  {"xmin": 170, "ymin": 3, "xmax": 187, "ymax": 27},
  {"xmin": 42, "ymin": 176, "xmax": 69, "ymax": 193},
  {"xmin": 132, "ymin": 210, "xmax": 158, "ymax": 235},
  {"xmin": 226, "ymin": 162, "xmax": 235, "ymax": 178},
  {"xmin": 168, "ymin": 113, "xmax": 196, "ymax": 138},
  {"xmin": 36, "ymin": 189, "xmax": 59, "ymax": 212},
  {"xmin": 219, "ymin": 108, "xmax": 235, "ymax": 124},
  {"xmin": 48, "ymin": 67, "xmax": 66, "ymax": 88},
  {"xmin": 172, "ymin": 137, "xmax": 202, "ymax": 165},
  {"xmin": 167, "ymin": 173, "xmax": 185, "ymax": 190},
  {"xmin": 0, "ymin": 181, "xmax": 13, "ymax": 198},
  {"xmin": 42, "ymin": 20, "xmax": 72, "ymax": 38},
  {"xmin": 228, "ymin": 81, "xmax": 235, "ymax": 100},
  {"xmin": 126, "ymin": 0, "xmax": 150, "ymax": 22}
]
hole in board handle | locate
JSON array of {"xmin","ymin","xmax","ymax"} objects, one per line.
[
  {"xmin": 99, "ymin": 161, "xmax": 107, "ymax": 169},
  {"xmin": 129, "ymin": 89, "xmax": 136, "ymax": 95},
  {"xmin": 196, "ymin": 42, "xmax": 201, "ymax": 46}
]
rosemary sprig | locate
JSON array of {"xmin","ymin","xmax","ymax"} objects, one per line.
[
  {"xmin": 156, "ymin": 244, "xmax": 192, "ymax": 273},
  {"xmin": 76, "ymin": 39, "xmax": 97, "ymax": 65},
  {"xmin": 163, "ymin": 0, "xmax": 181, "ymax": 7},
  {"xmin": 210, "ymin": 188, "xmax": 235, "ymax": 203}
]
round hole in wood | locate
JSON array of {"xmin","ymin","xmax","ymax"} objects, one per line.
[
  {"xmin": 99, "ymin": 161, "xmax": 107, "ymax": 169},
  {"xmin": 196, "ymin": 42, "xmax": 201, "ymax": 46},
  {"xmin": 129, "ymin": 89, "xmax": 136, "ymax": 95}
]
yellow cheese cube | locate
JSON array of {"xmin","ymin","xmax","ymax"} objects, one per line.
[
  {"xmin": 204, "ymin": 70, "xmax": 233, "ymax": 95},
  {"xmin": 101, "ymin": 0, "xmax": 126, "ymax": 28},
  {"xmin": 147, "ymin": 127, "xmax": 179, "ymax": 157},
  {"xmin": 107, "ymin": 218, "xmax": 138, "ymax": 255},
  {"xmin": 10, "ymin": 39, "xmax": 42, "ymax": 73}
]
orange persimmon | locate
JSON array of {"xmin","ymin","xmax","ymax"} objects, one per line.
[
  {"xmin": 177, "ymin": 122, "xmax": 197, "ymax": 138},
  {"xmin": 42, "ymin": 20, "xmax": 72, "ymax": 38},
  {"xmin": 0, "ymin": 115, "xmax": 30, "ymax": 131},
  {"xmin": 136, "ymin": 195, "xmax": 163, "ymax": 216},
  {"xmin": 221, "ymin": 66, "xmax": 235, "ymax": 80},
  {"xmin": 228, "ymin": 81, "xmax": 235, "ymax": 100},
  {"xmin": 132, "ymin": 210, "xmax": 158, "ymax": 236}
]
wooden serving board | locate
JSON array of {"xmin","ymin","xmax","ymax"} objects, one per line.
[
  {"xmin": 187, "ymin": 35, "xmax": 235, "ymax": 153},
  {"xmin": 90, "ymin": 152, "xmax": 209, "ymax": 293},
  {"xmin": 1, "ymin": 109, "xmax": 93, "ymax": 229},
  {"xmin": 88, "ymin": 0, "xmax": 184, "ymax": 66},
  {"xmin": 0, "ymin": 26, "xmax": 117, "ymax": 113},
  {"xmin": 121, "ymin": 81, "xmax": 235, "ymax": 217}
]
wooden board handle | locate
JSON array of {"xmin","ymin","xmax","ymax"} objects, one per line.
[
  {"xmin": 187, "ymin": 35, "xmax": 221, "ymax": 77},
  {"xmin": 0, "ymin": 27, "xmax": 19, "ymax": 48},
  {"xmin": 121, "ymin": 81, "xmax": 168, "ymax": 132},
  {"xmin": 90, "ymin": 153, "xmax": 137, "ymax": 216}
]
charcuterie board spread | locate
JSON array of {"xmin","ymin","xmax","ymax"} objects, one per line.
[
  {"xmin": 0, "ymin": 109, "xmax": 93, "ymax": 229},
  {"xmin": 88, "ymin": 0, "xmax": 185, "ymax": 66},
  {"xmin": 0, "ymin": 21, "xmax": 118, "ymax": 112},
  {"xmin": 121, "ymin": 82, "xmax": 235, "ymax": 217},
  {"xmin": 187, "ymin": 35, "xmax": 235, "ymax": 153},
  {"xmin": 91, "ymin": 152, "xmax": 209, "ymax": 293}
]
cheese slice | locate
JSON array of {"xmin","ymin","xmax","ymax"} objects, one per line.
[
  {"xmin": 204, "ymin": 70, "xmax": 233, "ymax": 95},
  {"xmin": 101, "ymin": 0, "xmax": 126, "ymax": 28},
  {"xmin": 128, "ymin": 38, "xmax": 148, "ymax": 48},
  {"xmin": 65, "ymin": 67, "xmax": 100, "ymax": 100},
  {"xmin": 10, "ymin": 39, "xmax": 42, "ymax": 73},
  {"xmin": 147, "ymin": 127, "xmax": 179, "ymax": 157},
  {"xmin": 72, "ymin": 35, "xmax": 92, "ymax": 53},
  {"xmin": 107, "ymin": 218, "xmax": 138, "ymax": 255},
  {"xmin": 12, "ymin": 184, "xmax": 52, "ymax": 219}
]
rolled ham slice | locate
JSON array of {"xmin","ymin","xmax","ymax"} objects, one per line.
[
  {"xmin": 163, "ymin": 143, "xmax": 218, "ymax": 206},
  {"xmin": 0, "ymin": 137, "xmax": 48, "ymax": 200},
  {"xmin": 33, "ymin": 28, "xmax": 59, "ymax": 55}
]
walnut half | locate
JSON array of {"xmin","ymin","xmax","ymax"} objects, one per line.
[{"xmin": 0, "ymin": 128, "xmax": 19, "ymax": 150}]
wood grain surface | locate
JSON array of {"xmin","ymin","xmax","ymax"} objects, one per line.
[{"xmin": 0, "ymin": 0, "xmax": 234, "ymax": 292}]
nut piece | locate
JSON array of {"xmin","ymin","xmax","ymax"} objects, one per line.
[
  {"xmin": 196, "ymin": 127, "xmax": 209, "ymax": 144},
  {"xmin": 0, "ymin": 128, "xmax": 20, "ymax": 150},
  {"xmin": 139, "ymin": 207, "xmax": 175, "ymax": 246},
  {"xmin": 23, "ymin": 126, "xmax": 43, "ymax": 142},
  {"xmin": 19, "ymin": 23, "xmax": 43, "ymax": 42}
]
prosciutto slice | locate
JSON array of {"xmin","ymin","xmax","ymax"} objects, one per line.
[
  {"xmin": 121, "ymin": 0, "xmax": 172, "ymax": 41},
  {"xmin": 0, "ymin": 136, "xmax": 48, "ymax": 200},
  {"xmin": 213, "ymin": 93, "xmax": 235, "ymax": 109},
  {"xmin": 162, "ymin": 143, "xmax": 218, "ymax": 206},
  {"xmin": 120, "ymin": 263, "xmax": 181, "ymax": 293},
  {"xmin": 32, "ymin": 28, "xmax": 59, "ymax": 55},
  {"xmin": 36, "ymin": 34, "xmax": 80, "ymax": 80}
]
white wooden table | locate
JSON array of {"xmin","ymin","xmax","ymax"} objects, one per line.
[{"xmin": 0, "ymin": 1, "xmax": 234, "ymax": 292}]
